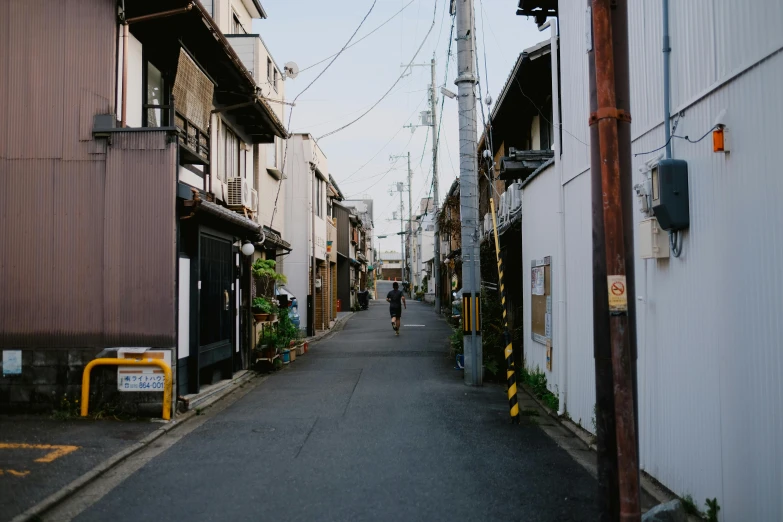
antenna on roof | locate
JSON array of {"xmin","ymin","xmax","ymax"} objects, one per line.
[{"xmin": 283, "ymin": 62, "xmax": 299, "ymax": 80}]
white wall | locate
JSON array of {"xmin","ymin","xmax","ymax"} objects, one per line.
[
  {"xmin": 538, "ymin": 1, "xmax": 783, "ymax": 519},
  {"xmin": 520, "ymin": 165, "xmax": 561, "ymax": 389},
  {"xmin": 115, "ymin": 31, "xmax": 143, "ymax": 128}
]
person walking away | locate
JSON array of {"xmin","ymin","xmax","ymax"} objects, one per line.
[{"xmin": 386, "ymin": 282, "xmax": 406, "ymax": 335}]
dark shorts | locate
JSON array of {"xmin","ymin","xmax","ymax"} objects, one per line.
[{"xmin": 390, "ymin": 308, "xmax": 401, "ymax": 318}]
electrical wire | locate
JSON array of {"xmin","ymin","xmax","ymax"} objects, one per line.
[
  {"xmin": 338, "ymin": 95, "xmax": 427, "ymax": 184},
  {"xmin": 317, "ymin": 0, "xmax": 439, "ymax": 140},
  {"xmin": 269, "ymin": 0, "xmax": 378, "ymax": 229},
  {"xmin": 299, "ymin": 0, "xmax": 416, "ymax": 73},
  {"xmin": 634, "ymin": 123, "xmax": 720, "ymax": 157}
]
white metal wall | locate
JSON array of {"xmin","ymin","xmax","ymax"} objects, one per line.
[
  {"xmin": 520, "ymin": 165, "xmax": 561, "ymax": 391},
  {"xmin": 631, "ymin": 54, "xmax": 783, "ymax": 522},
  {"xmin": 549, "ymin": 1, "xmax": 783, "ymax": 519},
  {"xmin": 562, "ymin": 172, "xmax": 595, "ymax": 430}
]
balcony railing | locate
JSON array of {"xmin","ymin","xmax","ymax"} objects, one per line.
[{"xmin": 141, "ymin": 97, "xmax": 210, "ymax": 165}]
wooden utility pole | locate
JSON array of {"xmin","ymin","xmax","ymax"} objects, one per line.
[{"xmin": 588, "ymin": 1, "xmax": 641, "ymax": 520}]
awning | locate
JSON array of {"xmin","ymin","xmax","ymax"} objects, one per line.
[
  {"xmin": 182, "ymin": 191, "xmax": 261, "ymax": 236},
  {"xmin": 260, "ymin": 226, "xmax": 292, "ymax": 252},
  {"xmin": 499, "ymin": 149, "xmax": 554, "ymax": 181}
]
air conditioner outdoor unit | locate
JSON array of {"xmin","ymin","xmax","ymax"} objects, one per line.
[{"xmin": 227, "ymin": 177, "xmax": 252, "ymax": 208}]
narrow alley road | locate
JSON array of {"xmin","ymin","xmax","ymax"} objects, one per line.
[{"xmin": 60, "ymin": 300, "xmax": 599, "ymax": 522}]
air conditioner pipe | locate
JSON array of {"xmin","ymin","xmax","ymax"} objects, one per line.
[{"xmin": 539, "ymin": 18, "xmax": 568, "ymax": 417}]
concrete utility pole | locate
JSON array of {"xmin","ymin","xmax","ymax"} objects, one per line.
[
  {"xmin": 455, "ymin": 0, "xmax": 482, "ymax": 386},
  {"xmin": 430, "ymin": 56, "xmax": 441, "ymax": 315},
  {"xmin": 403, "ymin": 57, "xmax": 441, "ymax": 311},
  {"xmin": 407, "ymin": 152, "xmax": 413, "ymax": 293},
  {"xmin": 589, "ymin": 0, "xmax": 641, "ymax": 519}
]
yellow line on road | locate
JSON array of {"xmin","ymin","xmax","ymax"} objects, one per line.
[
  {"xmin": 1, "ymin": 469, "xmax": 31, "ymax": 477},
  {"xmin": 0, "ymin": 443, "xmax": 80, "ymax": 463}
]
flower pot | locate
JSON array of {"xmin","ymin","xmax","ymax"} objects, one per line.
[
  {"xmin": 295, "ymin": 343, "xmax": 305, "ymax": 356},
  {"xmin": 269, "ymin": 314, "xmax": 277, "ymax": 322},
  {"xmin": 254, "ymin": 313, "xmax": 270, "ymax": 322},
  {"xmin": 303, "ymin": 342, "xmax": 309, "ymax": 354},
  {"xmin": 289, "ymin": 348, "xmax": 296, "ymax": 362},
  {"xmin": 281, "ymin": 349, "xmax": 290, "ymax": 364},
  {"xmin": 262, "ymin": 347, "xmax": 276, "ymax": 360}
]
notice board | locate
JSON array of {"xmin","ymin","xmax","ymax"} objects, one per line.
[{"xmin": 531, "ymin": 257, "xmax": 551, "ymax": 345}]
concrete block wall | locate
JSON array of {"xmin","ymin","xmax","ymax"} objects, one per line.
[{"xmin": 0, "ymin": 348, "xmax": 171, "ymax": 414}]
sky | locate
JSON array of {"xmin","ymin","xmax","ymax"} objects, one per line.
[{"xmin": 254, "ymin": 0, "xmax": 545, "ymax": 253}]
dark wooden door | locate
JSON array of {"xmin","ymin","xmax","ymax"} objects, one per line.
[{"xmin": 199, "ymin": 233, "xmax": 234, "ymax": 373}]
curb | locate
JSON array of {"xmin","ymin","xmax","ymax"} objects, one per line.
[
  {"xmin": 518, "ymin": 383, "xmax": 676, "ymax": 508},
  {"xmin": 10, "ymin": 371, "xmax": 266, "ymax": 522},
  {"xmin": 305, "ymin": 312, "xmax": 355, "ymax": 344}
]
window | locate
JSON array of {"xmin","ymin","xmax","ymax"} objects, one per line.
[
  {"xmin": 267, "ymin": 139, "xmax": 278, "ymax": 169},
  {"xmin": 222, "ymin": 126, "xmax": 239, "ymax": 180},
  {"xmin": 315, "ymin": 178, "xmax": 323, "ymax": 218},
  {"xmin": 267, "ymin": 58, "xmax": 273, "ymax": 84},
  {"xmin": 144, "ymin": 61, "xmax": 165, "ymax": 127},
  {"xmin": 231, "ymin": 12, "xmax": 246, "ymax": 34},
  {"xmin": 273, "ymin": 68, "xmax": 278, "ymax": 91}
]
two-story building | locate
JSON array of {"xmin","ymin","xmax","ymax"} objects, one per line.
[
  {"xmin": 0, "ymin": 0, "xmax": 287, "ymax": 413},
  {"xmin": 282, "ymin": 133, "xmax": 331, "ymax": 336}
]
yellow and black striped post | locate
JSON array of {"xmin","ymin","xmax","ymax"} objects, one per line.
[{"xmin": 489, "ymin": 197, "xmax": 519, "ymax": 423}]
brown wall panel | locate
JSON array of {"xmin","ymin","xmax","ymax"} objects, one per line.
[
  {"xmin": 0, "ymin": 160, "xmax": 56, "ymax": 345},
  {"xmin": 103, "ymin": 132, "xmax": 177, "ymax": 346}
]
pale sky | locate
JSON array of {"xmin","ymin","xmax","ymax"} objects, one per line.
[{"xmin": 254, "ymin": 0, "xmax": 545, "ymax": 252}]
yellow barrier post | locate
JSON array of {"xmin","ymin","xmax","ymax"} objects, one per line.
[
  {"xmin": 489, "ymin": 197, "xmax": 519, "ymax": 423},
  {"xmin": 80, "ymin": 358, "xmax": 172, "ymax": 421}
]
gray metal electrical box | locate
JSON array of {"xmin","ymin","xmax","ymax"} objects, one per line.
[{"xmin": 651, "ymin": 159, "xmax": 689, "ymax": 231}]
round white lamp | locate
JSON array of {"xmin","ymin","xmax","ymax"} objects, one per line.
[{"xmin": 240, "ymin": 241, "xmax": 255, "ymax": 257}]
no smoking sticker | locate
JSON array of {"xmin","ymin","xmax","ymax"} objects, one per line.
[{"xmin": 607, "ymin": 275, "xmax": 627, "ymax": 313}]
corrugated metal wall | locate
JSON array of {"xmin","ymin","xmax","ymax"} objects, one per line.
[
  {"xmin": 539, "ymin": 1, "xmax": 783, "ymax": 519},
  {"xmin": 563, "ymin": 172, "xmax": 595, "ymax": 430},
  {"xmin": 630, "ymin": 52, "xmax": 783, "ymax": 522},
  {"xmin": 0, "ymin": 0, "xmax": 178, "ymax": 349},
  {"xmin": 520, "ymin": 165, "xmax": 560, "ymax": 385},
  {"xmin": 104, "ymin": 132, "xmax": 177, "ymax": 346}
]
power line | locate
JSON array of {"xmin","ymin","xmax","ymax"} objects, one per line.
[
  {"xmin": 269, "ymin": 0, "xmax": 378, "ymax": 229},
  {"xmin": 299, "ymin": 0, "xmax": 417, "ymax": 74},
  {"xmin": 337, "ymin": 95, "xmax": 428, "ymax": 184},
  {"xmin": 317, "ymin": 0, "xmax": 440, "ymax": 141}
]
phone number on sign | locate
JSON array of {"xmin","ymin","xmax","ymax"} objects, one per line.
[{"xmin": 120, "ymin": 374, "xmax": 165, "ymax": 390}]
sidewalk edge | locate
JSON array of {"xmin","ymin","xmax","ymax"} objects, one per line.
[
  {"xmin": 10, "ymin": 371, "xmax": 265, "ymax": 522},
  {"xmin": 518, "ymin": 383, "xmax": 676, "ymax": 508}
]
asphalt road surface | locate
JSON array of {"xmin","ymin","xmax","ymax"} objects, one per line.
[{"xmin": 65, "ymin": 300, "xmax": 599, "ymax": 521}]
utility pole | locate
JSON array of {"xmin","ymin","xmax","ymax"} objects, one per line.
[
  {"xmin": 455, "ymin": 0, "xmax": 482, "ymax": 386},
  {"xmin": 430, "ymin": 56, "xmax": 441, "ymax": 315},
  {"xmin": 403, "ymin": 57, "xmax": 441, "ymax": 312},
  {"xmin": 588, "ymin": 0, "xmax": 641, "ymax": 520},
  {"xmin": 407, "ymin": 152, "xmax": 413, "ymax": 293},
  {"xmin": 389, "ymin": 156, "xmax": 412, "ymax": 289}
]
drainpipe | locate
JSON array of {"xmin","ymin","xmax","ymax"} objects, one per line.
[
  {"xmin": 121, "ymin": 22, "xmax": 128, "ymax": 127},
  {"xmin": 539, "ymin": 19, "xmax": 568, "ymax": 417},
  {"xmin": 663, "ymin": 0, "xmax": 672, "ymax": 159}
]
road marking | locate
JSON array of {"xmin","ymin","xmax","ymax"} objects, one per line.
[
  {"xmin": 1, "ymin": 469, "xmax": 30, "ymax": 477},
  {"xmin": 0, "ymin": 443, "xmax": 80, "ymax": 463},
  {"xmin": 405, "ymin": 324, "xmax": 426, "ymax": 327}
]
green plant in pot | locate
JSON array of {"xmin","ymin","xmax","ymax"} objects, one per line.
[
  {"xmin": 251, "ymin": 259, "xmax": 287, "ymax": 297},
  {"xmin": 252, "ymin": 297, "xmax": 273, "ymax": 322}
]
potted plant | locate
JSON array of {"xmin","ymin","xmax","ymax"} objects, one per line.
[
  {"xmin": 269, "ymin": 301, "xmax": 280, "ymax": 322},
  {"xmin": 251, "ymin": 259, "xmax": 287, "ymax": 297},
  {"xmin": 252, "ymin": 297, "xmax": 273, "ymax": 322}
]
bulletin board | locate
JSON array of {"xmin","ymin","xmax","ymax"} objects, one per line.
[{"xmin": 531, "ymin": 257, "xmax": 552, "ymax": 345}]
